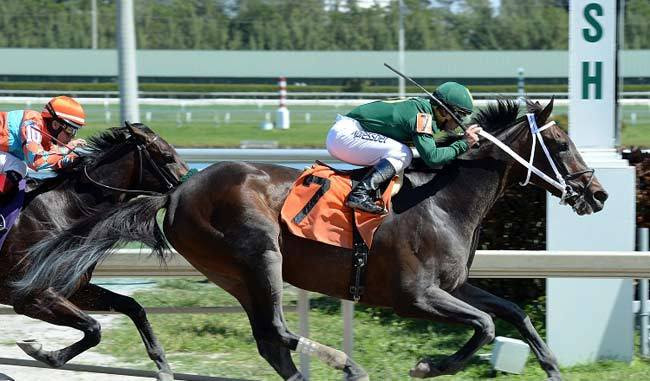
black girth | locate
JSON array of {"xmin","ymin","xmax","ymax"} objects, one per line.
[{"xmin": 349, "ymin": 213, "xmax": 370, "ymax": 302}]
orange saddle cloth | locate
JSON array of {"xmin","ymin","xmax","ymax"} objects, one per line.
[{"xmin": 280, "ymin": 163, "xmax": 396, "ymax": 249}]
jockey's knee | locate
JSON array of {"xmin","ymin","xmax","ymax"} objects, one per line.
[{"xmin": 385, "ymin": 146, "xmax": 412, "ymax": 173}]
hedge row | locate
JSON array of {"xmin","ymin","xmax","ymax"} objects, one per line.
[
  {"xmin": 628, "ymin": 149, "xmax": 650, "ymax": 229},
  {"xmin": 1, "ymin": 81, "xmax": 649, "ymax": 94}
]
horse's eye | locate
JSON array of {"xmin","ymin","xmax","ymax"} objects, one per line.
[
  {"xmin": 558, "ymin": 142, "xmax": 569, "ymax": 151},
  {"xmin": 163, "ymin": 153, "xmax": 175, "ymax": 163}
]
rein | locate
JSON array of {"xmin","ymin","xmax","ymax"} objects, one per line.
[
  {"xmin": 83, "ymin": 135, "xmax": 179, "ymax": 196},
  {"xmin": 478, "ymin": 115, "xmax": 594, "ymax": 204}
]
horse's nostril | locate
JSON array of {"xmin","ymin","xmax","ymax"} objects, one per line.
[{"xmin": 594, "ymin": 190, "xmax": 608, "ymax": 203}]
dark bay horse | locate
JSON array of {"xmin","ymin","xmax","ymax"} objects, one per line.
[
  {"xmin": 17, "ymin": 99, "xmax": 608, "ymax": 381},
  {"xmin": 2, "ymin": 123, "xmax": 188, "ymax": 381}
]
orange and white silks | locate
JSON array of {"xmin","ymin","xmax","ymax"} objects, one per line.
[
  {"xmin": 0, "ymin": 110, "xmax": 76, "ymax": 172},
  {"xmin": 280, "ymin": 163, "xmax": 396, "ymax": 249}
]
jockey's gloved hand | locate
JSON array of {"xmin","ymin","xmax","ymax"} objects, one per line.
[{"xmin": 5, "ymin": 170, "xmax": 22, "ymax": 187}]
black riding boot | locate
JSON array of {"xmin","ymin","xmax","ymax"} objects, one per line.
[{"xmin": 346, "ymin": 159, "xmax": 396, "ymax": 214}]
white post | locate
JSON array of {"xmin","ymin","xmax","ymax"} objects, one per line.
[
  {"xmin": 547, "ymin": 0, "xmax": 634, "ymax": 366},
  {"xmin": 342, "ymin": 300, "xmax": 354, "ymax": 356},
  {"xmin": 640, "ymin": 228, "xmax": 650, "ymax": 357},
  {"xmin": 91, "ymin": 0, "xmax": 98, "ymax": 49},
  {"xmin": 116, "ymin": 0, "xmax": 140, "ymax": 123},
  {"xmin": 297, "ymin": 289, "xmax": 310, "ymax": 378},
  {"xmin": 398, "ymin": 0, "xmax": 405, "ymax": 98}
]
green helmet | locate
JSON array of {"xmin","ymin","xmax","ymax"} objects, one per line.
[{"xmin": 433, "ymin": 82, "xmax": 474, "ymax": 118}]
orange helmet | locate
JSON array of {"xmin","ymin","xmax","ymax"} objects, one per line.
[{"xmin": 42, "ymin": 96, "xmax": 86, "ymax": 130}]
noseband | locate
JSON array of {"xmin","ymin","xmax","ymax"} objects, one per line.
[{"xmin": 83, "ymin": 135, "xmax": 180, "ymax": 196}]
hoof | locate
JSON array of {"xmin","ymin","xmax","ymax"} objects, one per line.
[
  {"xmin": 287, "ymin": 372, "xmax": 306, "ymax": 381},
  {"xmin": 409, "ymin": 358, "xmax": 443, "ymax": 378},
  {"xmin": 16, "ymin": 339, "xmax": 42, "ymax": 357},
  {"xmin": 16, "ymin": 339, "xmax": 59, "ymax": 367},
  {"xmin": 157, "ymin": 371, "xmax": 175, "ymax": 381},
  {"xmin": 344, "ymin": 358, "xmax": 369, "ymax": 381},
  {"xmin": 547, "ymin": 376, "xmax": 563, "ymax": 381}
]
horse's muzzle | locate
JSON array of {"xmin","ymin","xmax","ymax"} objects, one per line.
[{"xmin": 569, "ymin": 177, "xmax": 608, "ymax": 215}]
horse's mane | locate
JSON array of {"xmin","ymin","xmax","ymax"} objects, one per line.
[
  {"xmin": 26, "ymin": 127, "xmax": 129, "ymax": 194},
  {"xmin": 470, "ymin": 98, "xmax": 522, "ymax": 133}
]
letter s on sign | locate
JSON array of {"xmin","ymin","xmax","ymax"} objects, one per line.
[{"xmin": 583, "ymin": 3, "xmax": 603, "ymax": 43}]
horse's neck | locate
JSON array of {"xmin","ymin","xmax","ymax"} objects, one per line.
[
  {"xmin": 426, "ymin": 129, "xmax": 533, "ymax": 230},
  {"xmin": 434, "ymin": 160, "xmax": 510, "ymax": 229},
  {"xmin": 51, "ymin": 151, "xmax": 138, "ymax": 217}
]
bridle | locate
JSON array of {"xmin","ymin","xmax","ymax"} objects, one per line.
[
  {"xmin": 478, "ymin": 114, "xmax": 595, "ymax": 205},
  {"xmin": 83, "ymin": 133, "xmax": 180, "ymax": 196}
]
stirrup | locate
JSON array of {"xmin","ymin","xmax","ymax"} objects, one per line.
[
  {"xmin": 347, "ymin": 198, "xmax": 387, "ymax": 215},
  {"xmin": 0, "ymin": 214, "xmax": 6, "ymax": 233}
]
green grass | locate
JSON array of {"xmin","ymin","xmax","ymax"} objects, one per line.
[
  {"xmin": 2, "ymin": 102, "xmax": 648, "ymax": 148},
  {"xmin": 98, "ymin": 279, "xmax": 650, "ymax": 380}
]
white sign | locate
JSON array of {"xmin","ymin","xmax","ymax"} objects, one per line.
[{"xmin": 569, "ymin": 0, "xmax": 617, "ymax": 148}]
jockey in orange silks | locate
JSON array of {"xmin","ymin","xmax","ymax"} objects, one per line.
[{"xmin": 0, "ymin": 96, "xmax": 86, "ymax": 231}]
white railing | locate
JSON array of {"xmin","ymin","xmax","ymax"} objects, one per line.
[
  {"xmin": 175, "ymin": 148, "xmax": 648, "ymax": 164},
  {"xmin": 0, "ymin": 89, "xmax": 648, "ymax": 99},
  {"xmin": 97, "ymin": 249, "xmax": 650, "ymax": 278},
  {"xmin": 1, "ymin": 96, "xmax": 650, "ymax": 107}
]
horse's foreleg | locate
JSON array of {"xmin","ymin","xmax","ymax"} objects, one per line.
[
  {"xmin": 243, "ymin": 248, "xmax": 367, "ymax": 381},
  {"xmin": 452, "ymin": 282, "xmax": 562, "ymax": 381},
  {"xmin": 68, "ymin": 284, "xmax": 174, "ymax": 381},
  {"xmin": 12, "ymin": 288, "xmax": 101, "ymax": 368},
  {"xmin": 403, "ymin": 286, "xmax": 495, "ymax": 378}
]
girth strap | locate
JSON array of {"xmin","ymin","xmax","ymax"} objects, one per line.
[{"xmin": 349, "ymin": 212, "xmax": 370, "ymax": 302}]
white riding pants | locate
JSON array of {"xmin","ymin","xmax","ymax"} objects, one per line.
[
  {"xmin": 0, "ymin": 153, "xmax": 27, "ymax": 177},
  {"xmin": 326, "ymin": 115, "xmax": 412, "ymax": 173}
]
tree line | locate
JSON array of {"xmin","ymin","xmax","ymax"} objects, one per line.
[{"xmin": 0, "ymin": 0, "xmax": 648, "ymax": 50}]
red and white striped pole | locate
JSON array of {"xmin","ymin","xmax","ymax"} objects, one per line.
[
  {"xmin": 275, "ymin": 76, "xmax": 290, "ymax": 129},
  {"xmin": 279, "ymin": 76, "xmax": 287, "ymax": 108}
]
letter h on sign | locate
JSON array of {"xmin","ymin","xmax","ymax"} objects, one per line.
[{"xmin": 582, "ymin": 61, "xmax": 602, "ymax": 100}]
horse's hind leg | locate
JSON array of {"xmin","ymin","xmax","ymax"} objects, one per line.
[
  {"xmin": 400, "ymin": 286, "xmax": 496, "ymax": 378},
  {"xmin": 68, "ymin": 283, "xmax": 174, "ymax": 381},
  {"xmin": 12, "ymin": 288, "xmax": 101, "ymax": 368},
  {"xmin": 241, "ymin": 247, "xmax": 368, "ymax": 381},
  {"xmin": 452, "ymin": 282, "xmax": 562, "ymax": 381}
]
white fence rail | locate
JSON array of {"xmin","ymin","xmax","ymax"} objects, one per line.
[
  {"xmin": 1, "ymin": 96, "xmax": 650, "ymax": 107},
  {"xmin": 0, "ymin": 90, "xmax": 649, "ymax": 100},
  {"xmin": 98, "ymin": 249, "xmax": 650, "ymax": 278}
]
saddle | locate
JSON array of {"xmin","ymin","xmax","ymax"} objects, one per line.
[{"xmin": 281, "ymin": 161, "xmax": 399, "ymax": 249}]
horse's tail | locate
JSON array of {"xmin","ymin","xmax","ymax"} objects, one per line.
[{"xmin": 12, "ymin": 194, "xmax": 170, "ymax": 299}]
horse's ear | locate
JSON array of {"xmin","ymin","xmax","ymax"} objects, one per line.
[
  {"xmin": 525, "ymin": 99, "xmax": 541, "ymax": 113},
  {"xmin": 124, "ymin": 120, "xmax": 136, "ymax": 135},
  {"xmin": 539, "ymin": 96, "xmax": 554, "ymax": 123},
  {"xmin": 124, "ymin": 120, "xmax": 147, "ymax": 141}
]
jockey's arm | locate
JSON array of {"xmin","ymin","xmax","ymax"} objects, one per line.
[
  {"xmin": 412, "ymin": 133, "xmax": 469, "ymax": 168},
  {"xmin": 21, "ymin": 123, "xmax": 77, "ymax": 171}
]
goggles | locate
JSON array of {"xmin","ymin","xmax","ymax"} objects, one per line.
[{"xmin": 59, "ymin": 121, "xmax": 79, "ymax": 136}]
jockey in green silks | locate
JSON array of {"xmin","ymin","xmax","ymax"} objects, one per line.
[{"xmin": 326, "ymin": 82, "xmax": 482, "ymax": 214}]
